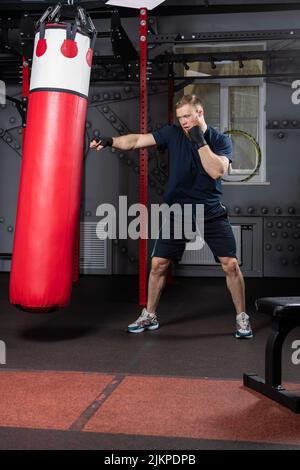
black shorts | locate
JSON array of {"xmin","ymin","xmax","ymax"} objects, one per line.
[{"xmin": 151, "ymin": 213, "xmax": 237, "ymax": 263}]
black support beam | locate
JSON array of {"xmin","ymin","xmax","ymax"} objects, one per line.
[{"xmin": 149, "ymin": 29, "xmax": 300, "ymax": 44}]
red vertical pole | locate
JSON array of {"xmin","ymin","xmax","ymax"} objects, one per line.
[
  {"xmin": 139, "ymin": 8, "xmax": 148, "ymax": 306},
  {"xmin": 167, "ymin": 63, "xmax": 174, "ymax": 166},
  {"xmin": 167, "ymin": 74, "xmax": 174, "ymax": 125},
  {"xmin": 167, "ymin": 68, "xmax": 174, "ymax": 284}
]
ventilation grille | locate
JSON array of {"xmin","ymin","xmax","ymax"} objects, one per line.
[
  {"xmin": 179, "ymin": 224, "xmax": 241, "ymax": 265},
  {"xmin": 80, "ymin": 221, "xmax": 111, "ymax": 274}
]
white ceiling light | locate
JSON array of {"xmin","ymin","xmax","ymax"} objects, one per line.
[{"xmin": 106, "ymin": 1, "xmax": 166, "ymax": 10}]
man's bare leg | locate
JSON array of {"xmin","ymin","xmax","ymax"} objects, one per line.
[
  {"xmin": 219, "ymin": 257, "xmax": 253, "ymax": 338},
  {"xmin": 147, "ymin": 257, "xmax": 172, "ymax": 313},
  {"xmin": 219, "ymin": 257, "xmax": 245, "ymax": 313}
]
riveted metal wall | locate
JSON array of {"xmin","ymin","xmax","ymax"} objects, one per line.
[{"xmin": 1, "ymin": 8, "xmax": 300, "ymax": 277}]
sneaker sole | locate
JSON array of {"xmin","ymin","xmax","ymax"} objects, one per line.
[
  {"xmin": 235, "ymin": 332, "xmax": 253, "ymax": 339},
  {"xmin": 128, "ymin": 324, "xmax": 159, "ymax": 334}
]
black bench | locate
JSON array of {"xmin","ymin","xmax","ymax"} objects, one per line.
[{"xmin": 243, "ymin": 297, "xmax": 300, "ymax": 413}]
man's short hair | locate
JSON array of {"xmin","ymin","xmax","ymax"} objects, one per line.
[{"xmin": 175, "ymin": 94, "xmax": 204, "ymax": 110}]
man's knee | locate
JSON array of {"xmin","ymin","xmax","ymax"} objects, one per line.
[
  {"xmin": 151, "ymin": 257, "xmax": 171, "ymax": 276},
  {"xmin": 220, "ymin": 257, "xmax": 239, "ymax": 275}
]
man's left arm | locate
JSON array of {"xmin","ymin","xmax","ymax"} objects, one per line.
[
  {"xmin": 189, "ymin": 126, "xmax": 231, "ymax": 180},
  {"xmin": 197, "ymin": 146, "xmax": 229, "ymax": 180}
]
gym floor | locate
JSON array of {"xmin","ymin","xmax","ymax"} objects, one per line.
[{"xmin": 0, "ymin": 272, "xmax": 299, "ymax": 450}]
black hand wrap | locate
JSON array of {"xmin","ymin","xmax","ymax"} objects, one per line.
[
  {"xmin": 96, "ymin": 136, "xmax": 113, "ymax": 148},
  {"xmin": 188, "ymin": 126, "xmax": 208, "ymax": 149}
]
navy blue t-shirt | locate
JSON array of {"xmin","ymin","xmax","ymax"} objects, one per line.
[{"xmin": 152, "ymin": 125, "xmax": 233, "ymax": 220}]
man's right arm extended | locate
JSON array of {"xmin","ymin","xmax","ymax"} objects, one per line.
[{"xmin": 90, "ymin": 133, "xmax": 156, "ymax": 151}]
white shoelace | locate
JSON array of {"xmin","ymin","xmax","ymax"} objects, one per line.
[{"xmin": 237, "ymin": 313, "xmax": 250, "ymax": 330}]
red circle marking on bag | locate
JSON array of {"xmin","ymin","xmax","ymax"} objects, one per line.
[
  {"xmin": 61, "ymin": 39, "xmax": 78, "ymax": 58},
  {"xmin": 86, "ymin": 48, "xmax": 93, "ymax": 67},
  {"xmin": 36, "ymin": 39, "xmax": 47, "ymax": 57}
]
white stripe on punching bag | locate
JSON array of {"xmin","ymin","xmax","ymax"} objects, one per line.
[{"xmin": 30, "ymin": 24, "xmax": 92, "ymax": 97}]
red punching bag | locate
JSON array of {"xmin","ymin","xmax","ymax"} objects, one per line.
[{"xmin": 10, "ymin": 21, "xmax": 94, "ymax": 311}]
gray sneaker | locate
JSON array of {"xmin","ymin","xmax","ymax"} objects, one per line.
[
  {"xmin": 128, "ymin": 308, "xmax": 159, "ymax": 334},
  {"xmin": 235, "ymin": 312, "xmax": 253, "ymax": 339}
]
